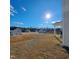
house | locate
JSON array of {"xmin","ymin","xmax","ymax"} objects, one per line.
[
  {"xmin": 52, "ymin": 21, "xmax": 63, "ymax": 36},
  {"xmin": 10, "ymin": 28, "xmax": 22, "ymax": 36},
  {"xmin": 38, "ymin": 28, "xmax": 47, "ymax": 33}
]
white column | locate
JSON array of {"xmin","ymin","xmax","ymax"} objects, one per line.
[{"xmin": 63, "ymin": 0, "xmax": 69, "ymax": 47}]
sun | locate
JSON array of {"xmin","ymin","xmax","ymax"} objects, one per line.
[{"xmin": 45, "ymin": 13, "xmax": 52, "ymax": 20}]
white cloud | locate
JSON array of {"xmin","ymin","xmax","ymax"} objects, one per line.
[
  {"xmin": 51, "ymin": 21, "xmax": 56, "ymax": 24},
  {"xmin": 51, "ymin": 20, "xmax": 62, "ymax": 24},
  {"xmin": 10, "ymin": 5, "xmax": 17, "ymax": 16},
  {"xmin": 10, "ymin": 5, "xmax": 14, "ymax": 10},
  {"xmin": 38, "ymin": 23, "xmax": 48, "ymax": 28},
  {"xmin": 10, "ymin": 12, "xmax": 14, "ymax": 16},
  {"xmin": 14, "ymin": 22, "xmax": 24, "ymax": 25},
  {"xmin": 22, "ymin": 7, "xmax": 27, "ymax": 11}
]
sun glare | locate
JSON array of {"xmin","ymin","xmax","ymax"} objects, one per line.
[{"xmin": 45, "ymin": 13, "xmax": 52, "ymax": 19}]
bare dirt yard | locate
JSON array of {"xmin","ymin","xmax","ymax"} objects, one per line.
[{"xmin": 10, "ymin": 32, "xmax": 68, "ymax": 59}]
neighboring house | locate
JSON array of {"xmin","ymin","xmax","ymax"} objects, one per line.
[
  {"xmin": 52, "ymin": 21, "xmax": 63, "ymax": 35},
  {"xmin": 10, "ymin": 28, "xmax": 22, "ymax": 36},
  {"xmin": 38, "ymin": 29, "xmax": 46, "ymax": 33},
  {"xmin": 53, "ymin": 21, "xmax": 63, "ymax": 27},
  {"xmin": 25, "ymin": 29, "xmax": 30, "ymax": 32}
]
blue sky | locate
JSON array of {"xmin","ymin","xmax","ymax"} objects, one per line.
[{"xmin": 10, "ymin": 0, "xmax": 63, "ymax": 28}]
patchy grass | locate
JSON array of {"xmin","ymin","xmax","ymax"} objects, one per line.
[{"xmin": 11, "ymin": 32, "xmax": 68, "ymax": 59}]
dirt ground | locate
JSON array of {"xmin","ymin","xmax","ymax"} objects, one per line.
[{"xmin": 10, "ymin": 32, "xmax": 68, "ymax": 59}]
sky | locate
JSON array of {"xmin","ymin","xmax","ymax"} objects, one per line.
[{"xmin": 10, "ymin": 0, "xmax": 63, "ymax": 28}]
